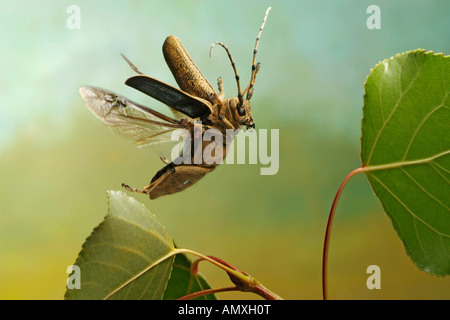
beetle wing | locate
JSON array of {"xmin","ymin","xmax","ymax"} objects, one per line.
[
  {"xmin": 167, "ymin": 106, "xmax": 187, "ymax": 121},
  {"xmin": 80, "ymin": 86, "xmax": 189, "ymax": 150},
  {"xmin": 125, "ymin": 75, "xmax": 212, "ymax": 119}
]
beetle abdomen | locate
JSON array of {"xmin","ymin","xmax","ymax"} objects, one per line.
[{"xmin": 149, "ymin": 163, "xmax": 215, "ymax": 199}]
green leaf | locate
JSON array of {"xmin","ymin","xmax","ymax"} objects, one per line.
[
  {"xmin": 163, "ymin": 253, "xmax": 217, "ymax": 300},
  {"xmin": 65, "ymin": 190, "xmax": 175, "ymax": 299},
  {"xmin": 361, "ymin": 49, "xmax": 450, "ymax": 276}
]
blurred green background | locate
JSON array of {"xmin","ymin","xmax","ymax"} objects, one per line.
[{"xmin": 1, "ymin": 0, "xmax": 449, "ymax": 299}]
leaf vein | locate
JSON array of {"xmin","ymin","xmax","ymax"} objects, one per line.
[
  {"xmin": 413, "ymin": 217, "xmax": 429, "ymax": 262},
  {"xmin": 400, "ymin": 167, "xmax": 450, "ymax": 211},
  {"xmin": 82, "ymin": 260, "xmax": 134, "ymax": 276},
  {"xmin": 87, "ymin": 241, "xmax": 153, "ymax": 263},
  {"xmin": 150, "ymin": 258, "xmax": 172, "ymax": 300},
  {"xmin": 80, "ymin": 280, "xmax": 111, "ymax": 293},
  {"xmin": 432, "ymin": 161, "xmax": 450, "ymax": 177},
  {"xmin": 367, "ymin": 55, "xmax": 427, "ymax": 164},
  {"xmin": 369, "ymin": 174, "xmax": 449, "ymax": 238},
  {"xmin": 111, "ymin": 214, "xmax": 173, "ymax": 248},
  {"xmin": 403, "ymin": 93, "xmax": 449, "ymax": 160}
]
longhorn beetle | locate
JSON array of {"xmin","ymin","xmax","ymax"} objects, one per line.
[{"xmin": 80, "ymin": 7, "xmax": 271, "ymax": 199}]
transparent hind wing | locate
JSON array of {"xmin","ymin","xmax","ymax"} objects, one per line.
[
  {"xmin": 79, "ymin": 86, "xmax": 190, "ymax": 155},
  {"xmin": 167, "ymin": 106, "xmax": 188, "ymax": 122}
]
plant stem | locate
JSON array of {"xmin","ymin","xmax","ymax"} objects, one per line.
[
  {"xmin": 178, "ymin": 249, "xmax": 284, "ymax": 300},
  {"xmin": 252, "ymin": 282, "xmax": 284, "ymax": 300},
  {"xmin": 322, "ymin": 167, "xmax": 364, "ymax": 300},
  {"xmin": 104, "ymin": 247, "xmax": 283, "ymax": 300},
  {"xmin": 177, "ymin": 286, "xmax": 239, "ymax": 300}
]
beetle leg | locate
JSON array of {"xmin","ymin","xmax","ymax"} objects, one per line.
[
  {"xmin": 121, "ymin": 174, "xmax": 166, "ymax": 195},
  {"xmin": 160, "ymin": 155, "xmax": 170, "ymax": 164},
  {"xmin": 121, "ymin": 183, "xmax": 149, "ymax": 194}
]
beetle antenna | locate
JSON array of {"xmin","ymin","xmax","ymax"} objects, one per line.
[
  {"xmin": 121, "ymin": 53, "xmax": 143, "ymax": 75},
  {"xmin": 242, "ymin": 6, "xmax": 271, "ymax": 101},
  {"xmin": 210, "ymin": 42, "xmax": 244, "ymax": 106}
]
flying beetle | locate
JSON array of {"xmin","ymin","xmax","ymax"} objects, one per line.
[{"xmin": 80, "ymin": 7, "xmax": 271, "ymax": 199}]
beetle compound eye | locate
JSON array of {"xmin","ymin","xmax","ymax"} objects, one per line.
[{"xmin": 238, "ymin": 106, "xmax": 246, "ymax": 116}]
